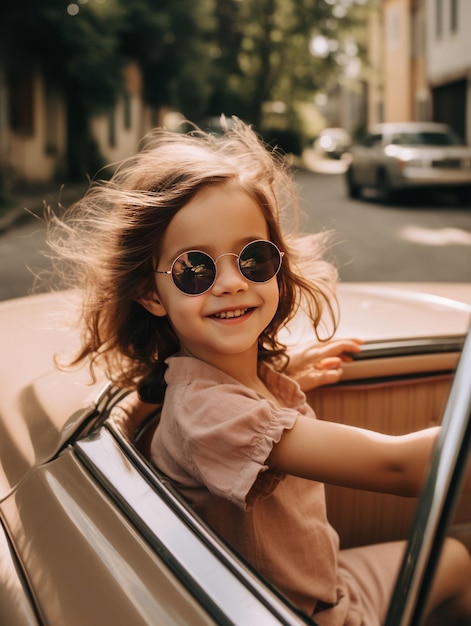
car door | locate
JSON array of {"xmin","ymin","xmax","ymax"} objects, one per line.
[
  {"xmin": 352, "ymin": 132, "xmax": 384, "ymax": 186},
  {"xmin": 385, "ymin": 327, "xmax": 471, "ymax": 625}
]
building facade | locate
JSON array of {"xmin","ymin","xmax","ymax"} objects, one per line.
[
  {"xmin": 426, "ymin": 0, "xmax": 471, "ymax": 143},
  {"xmin": 367, "ymin": 0, "xmax": 427, "ymax": 126},
  {"xmin": 0, "ymin": 61, "xmax": 158, "ymax": 186},
  {"xmin": 366, "ymin": 0, "xmax": 470, "ymax": 144}
]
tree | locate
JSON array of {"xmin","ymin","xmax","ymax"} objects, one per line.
[
  {"xmin": 118, "ymin": 0, "xmax": 216, "ymax": 121},
  {"xmin": 0, "ymin": 0, "xmax": 124, "ymax": 181},
  {"xmin": 0, "ymin": 0, "xmax": 221, "ymax": 183},
  {"xmin": 0, "ymin": 0, "xmax": 370, "ymax": 187},
  {"xmin": 208, "ymin": 0, "xmax": 371, "ymax": 131}
]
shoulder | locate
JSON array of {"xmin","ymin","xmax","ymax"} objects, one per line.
[
  {"xmin": 162, "ymin": 356, "xmax": 301, "ymax": 447},
  {"xmin": 157, "ymin": 358, "xmax": 301, "ymax": 508},
  {"xmin": 259, "ymin": 362, "xmax": 308, "ymax": 411}
]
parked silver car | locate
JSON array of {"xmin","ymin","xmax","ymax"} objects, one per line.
[
  {"xmin": 313, "ymin": 127, "xmax": 352, "ymax": 160},
  {"xmin": 345, "ymin": 122, "xmax": 471, "ymax": 203}
]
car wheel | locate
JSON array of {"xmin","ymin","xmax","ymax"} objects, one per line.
[
  {"xmin": 376, "ymin": 169, "xmax": 396, "ymax": 204},
  {"xmin": 346, "ymin": 167, "xmax": 361, "ymax": 199},
  {"xmin": 460, "ymin": 185, "xmax": 471, "ymax": 206}
]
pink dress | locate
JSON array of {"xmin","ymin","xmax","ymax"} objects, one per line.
[{"xmin": 150, "ymin": 356, "xmax": 403, "ymax": 625}]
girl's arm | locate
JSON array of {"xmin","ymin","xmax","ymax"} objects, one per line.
[{"xmin": 268, "ymin": 416, "xmax": 439, "ymax": 497}]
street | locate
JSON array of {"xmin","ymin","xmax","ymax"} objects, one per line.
[
  {"xmin": 295, "ymin": 166, "xmax": 471, "ymax": 282},
  {"xmin": 0, "ymin": 166, "xmax": 470, "ymax": 301}
]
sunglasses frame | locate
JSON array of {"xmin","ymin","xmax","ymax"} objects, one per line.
[{"xmin": 155, "ymin": 239, "xmax": 284, "ymax": 296}]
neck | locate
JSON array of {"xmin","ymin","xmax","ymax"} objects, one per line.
[{"xmin": 179, "ymin": 345, "xmax": 279, "ymax": 404}]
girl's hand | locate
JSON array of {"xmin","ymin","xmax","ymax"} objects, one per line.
[{"xmin": 286, "ymin": 338, "xmax": 363, "ymax": 391}]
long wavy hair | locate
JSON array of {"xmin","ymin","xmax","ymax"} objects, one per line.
[{"xmin": 48, "ymin": 118, "xmax": 339, "ymax": 402}]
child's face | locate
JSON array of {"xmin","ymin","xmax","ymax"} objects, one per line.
[{"xmin": 140, "ymin": 183, "xmax": 280, "ymax": 370}]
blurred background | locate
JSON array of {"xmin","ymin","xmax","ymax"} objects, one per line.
[
  {"xmin": 0, "ymin": 0, "xmax": 470, "ymax": 299},
  {"xmin": 0, "ymin": 0, "xmax": 374, "ymax": 187}
]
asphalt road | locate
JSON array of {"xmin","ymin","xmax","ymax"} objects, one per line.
[
  {"xmin": 0, "ymin": 163, "xmax": 470, "ymax": 301},
  {"xmin": 295, "ymin": 162, "xmax": 471, "ymax": 282}
]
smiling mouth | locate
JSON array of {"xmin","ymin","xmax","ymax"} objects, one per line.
[{"xmin": 213, "ymin": 308, "xmax": 249, "ymax": 319}]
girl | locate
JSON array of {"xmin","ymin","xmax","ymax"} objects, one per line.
[{"xmin": 50, "ymin": 119, "xmax": 471, "ymax": 625}]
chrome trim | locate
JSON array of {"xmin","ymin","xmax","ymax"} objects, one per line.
[
  {"xmin": 385, "ymin": 329, "xmax": 471, "ymax": 625},
  {"xmin": 74, "ymin": 429, "xmax": 309, "ymax": 626},
  {"xmin": 51, "ymin": 381, "xmax": 118, "ymax": 454},
  {"xmin": 354, "ymin": 335, "xmax": 465, "ymax": 360},
  {"xmin": 105, "ymin": 420, "xmax": 311, "ymax": 622}
]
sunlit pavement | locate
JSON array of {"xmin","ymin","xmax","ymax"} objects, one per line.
[{"xmin": 399, "ymin": 225, "xmax": 471, "ymax": 246}]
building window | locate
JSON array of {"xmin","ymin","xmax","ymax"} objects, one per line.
[
  {"xmin": 44, "ymin": 86, "xmax": 59, "ymax": 155},
  {"xmin": 451, "ymin": 0, "xmax": 458, "ymax": 33},
  {"xmin": 123, "ymin": 92, "xmax": 132, "ymax": 130},
  {"xmin": 9, "ymin": 65, "xmax": 34, "ymax": 135},
  {"xmin": 436, "ymin": 0, "xmax": 442, "ymax": 38},
  {"xmin": 415, "ymin": 90, "xmax": 430, "ymax": 121}
]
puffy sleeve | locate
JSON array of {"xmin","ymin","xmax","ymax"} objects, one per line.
[{"xmin": 160, "ymin": 375, "xmax": 300, "ymax": 510}]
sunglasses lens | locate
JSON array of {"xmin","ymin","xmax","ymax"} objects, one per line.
[
  {"xmin": 239, "ymin": 241, "xmax": 282, "ymax": 283},
  {"xmin": 172, "ymin": 251, "xmax": 216, "ymax": 295},
  {"xmin": 169, "ymin": 241, "xmax": 282, "ymax": 294}
]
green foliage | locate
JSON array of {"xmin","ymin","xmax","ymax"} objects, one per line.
[
  {"xmin": 0, "ymin": 0, "xmax": 126, "ymax": 179},
  {"xmin": 61, "ymin": 3, "xmax": 124, "ymax": 111},
  {"xmin": 1, "ymin": 0, "xmax": 123, "ymax": 111},
  {"xmin": 218, "ymin": 0, "xmax": 371, "ymax": 130},
  {"xmin": 262, "ymin": 127, "xmax": 304, "ymax": 156},
  {"xmin": 116, "ymin": 0, "xmax": 218, "ymax": 120},
  {"xmin": 0, "ymin": 0, "xmax": 371, "ymax": 177}
]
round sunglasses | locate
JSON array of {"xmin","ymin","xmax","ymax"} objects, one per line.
[{"xmin": 155, "ymin": 239, "xmax": 284, "ymax": 296}]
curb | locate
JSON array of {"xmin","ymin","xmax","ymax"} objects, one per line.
[
  {"xmin": 0, "ymin": 205, "xmax": 28, "ymax": 233},
  {"xmin": 0, "ymin": 184, "xmax": 88, "ymax": 234},
  {"xmin": 0, "ymin": 201, "xmax": 48, "ymax": 233}
]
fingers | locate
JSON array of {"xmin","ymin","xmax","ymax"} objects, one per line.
[
  {"xmin": 286, "ymin": 338, "xmax": 364, "ymax": 389},
  {"xmin": 296, "ymin": 366, "xmax": 343, "ymax": 391},
  {"xmin": 314, "ymin": 356, "xmax": 342, "ymax": 370},
  {"xmin": 316, "ymin": 338, "xmax": 363, "ymax": 360}
]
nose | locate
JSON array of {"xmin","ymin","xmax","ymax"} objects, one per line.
[{"xmin": 211, "ymin": 253, "xmax": 248, "ymax": 295}]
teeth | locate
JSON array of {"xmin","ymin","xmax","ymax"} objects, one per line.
[{"xmin": 214, "ymin": 308, "xmax": 248, "ymax": 319}]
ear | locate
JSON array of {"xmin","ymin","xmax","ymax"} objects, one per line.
[{"xmin": 137, "ymin": 293, "xmax": 168, "ymax": 317}]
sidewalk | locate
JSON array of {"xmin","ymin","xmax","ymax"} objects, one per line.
[{"xmin": 0, "ymin": 183, "xmax": 88, "ymax": 233}]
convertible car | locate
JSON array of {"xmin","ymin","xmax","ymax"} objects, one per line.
[{"xmin": 1, "ymin": 283, "xmax": 470, "ymax": 625}]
